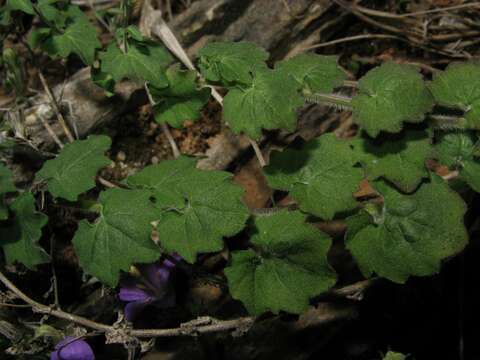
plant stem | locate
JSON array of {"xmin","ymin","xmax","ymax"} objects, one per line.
[
  {"xmin": 304, "ymin": 92, "xmax": 352, "ymax": 110},
  {"xmin": 247, "ymin": 137, "xmax": 266, "ymax": 167},
  {"xmin": 144, "ymin": 83, "xmax": 181, "ymax": 158},
  {"xmin": 38, "ymin": 71, "xmax": 75, "ymax": 142}
]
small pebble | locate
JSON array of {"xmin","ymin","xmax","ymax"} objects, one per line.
[
  {"xmin": 116, "ymin": 151, "xmax": 126, "ymax": 161},
  {"xmin": 151, "ymin": 156, "xmax": 159, "ymax": 164}
]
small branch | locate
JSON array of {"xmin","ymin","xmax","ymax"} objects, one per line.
[
  {"xmin": 36, "ymin": 114, "xmax": 64, "ymax": 149},
  {"xmin": 160, "ymin": 123, "xmax": 181, "ymax": 159},
  {"xmin": 247, "ymin": 137, "xmax": 267, "ymax": 167},
  {"xmin": 97, "ymin": 176, "xmax": 120, "ymax": 189},
  {"xmin": 0, "ymin": 270, "xmax": 111, "ymax": 332},
  {"xmin": 0, "ymin": 269, "xmax": 374, "ymax": 340},
  {"xmin": 303, "ymin": 34, "xmax": 402, "ymax": 51},
  {"xmin": 144, "ymin": 83, "xmax": 181, "ymax": 158},
  {"xmin": 38, "ymin": 72, "xmax": 75, "ymax": 143}
]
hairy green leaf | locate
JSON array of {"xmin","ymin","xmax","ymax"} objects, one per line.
[
  {"xmin": 351, "ymin": 130, "xmax": 433, "ymax": 192},
  {"xmin": 223, "ymin": 67, "xmax": 304, "ymax": 139},
  {"xmin": 127, "ymin": 156, "xmax": 249, "ymax": 263},
  {"xmin": 0, "ymin": 192, "xmax": 49, "ymax": 269},
  {"xmin": 345, "ymin": 176, "xmax": 468, "ymax": 283},
  {"xmin": 352, "ymin": 62, "xmax": 433, "ymax": 137},
  {"xmin": 6, "ymin": 0, "xmax": 34, "ymax": 14},
  {"xmin": 100, "ymin": 41, "xmax": 172, "ymax": 88},
  {"xmin": 383, "ymin": 352, "xmax": 407, "ymax": 360},
  {"xmin": 198, "ymin": 41, "xmax": 269, "ymax": 85},
  {"xmin": 151, "ymin": 66, "xmax": 211, "ymax": 128},
  {"xmin": 429, "ymin": 62, "xmax": 480, "ymax": 128},
  {"xmin": 42, "ymin": 18, "xmax": 100, "ymax": 65},
  {"xmin": 36, "ymin": 135, "xmax": 112, "ymax": 202},
  {"xmin": 1, "ymin": 163, "xmax": 16, "ymax": 220},
  {"xmin": 73, "ymin": 189, "xmax": 161, "ymax": 286},
  {"xmin": 0, "ymin": 163, "xmax": 16, "ymax": 194},
  {"xmin": 224, "ymin": 210, "xmax": 336, "ymax": 315},
  {"xmin": 265, "ymin": 133, "xmax": 363, "ymax": 219},
  {"xmin": 275, "ymin": 53, "xmax": 346, "ymax": 93},
  {"xmin": 435, "ymin": 131, "xmax": 480, "ymax": 192}
]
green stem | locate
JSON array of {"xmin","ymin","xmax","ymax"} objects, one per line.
[
  {"xmin": 120, "ymin": 0, "xmax": 130, "ymax": 53},
  {"xmin": 303, "ymin": 91, "xmax": 352, "ymax": 110},
  {"xmin": 428, "ymin": 114, "xmax": 469, "ymax": 130}
]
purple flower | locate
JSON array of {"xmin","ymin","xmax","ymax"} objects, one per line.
[
  {"xmin": 51, "ymin": 337, "xmax": 94, "ymax": 360},
  {"xmin": 119, "ymin": 256, "xmax": 179, "ymax": 322}
]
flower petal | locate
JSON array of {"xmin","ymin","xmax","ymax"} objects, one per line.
[
  {"xmin": 144, "ymin": 263, "xmax": 171, "ymax": 290},
  {"xmin": 51, "ymin": 337, "xmax": 95, "ymax": 360},
  {"xmin": 118, "ymin": 287, "xmax": 151, "ymax": 302},
  {"xmin": 124, "ymin": 300, "xmax": 150, "ymax": 322}
]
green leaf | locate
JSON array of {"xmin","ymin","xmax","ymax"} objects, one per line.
[
  {"xmin": 1, "ymin": 163, "xmax": 16, "ymax": 194},
  {"xmin": 42, "ymin": 18, "xmax": 101, "ymax": 65},
  {"xmin": 345, "ymin": 176, "xmax": 468, "ymax": 283},
  {"xmin": 265, "ymin": 133, "xmax": 363, "ymax": 220},
  {"xmin": 0, "ymin": 192, "xmax": 49, "ymax": 269},
  {"xmin": 351, "ymin": 62, "xmax": 434, "ymax": 137},
  {"xmin": 36, "ymin": 135, "xmax": 112, "ymax": 202},
  {"xmin": 435, "ymin": 131, "xmax": 480, "ymax": 192},
  {"xmin": 275, "ymin": 53, "xmax": 346, "ymax": 93},
  {"xmin": 0, "ymin": 0, "xmax": 35, "ymax": 25},
  {"xmin": 100, "ymin": 40, "xmax": 172, "ymax": 88},
  {"xmin": 0, "ymin": 163, "xmax": 16, "ymax": 220},
  {"xmin": 351, "ymin": 130, "xmax": 433, "ymax": 192},
  {"xmin": 224, "ymin": 210, "xmax": 336, "ymax": 315},
  {"xmin": 73, "ymin": 188, "xmax": 161, "ymax": 286},
  {"xmin": 36, "ymin": 0, "xmax": 68, "ymax": 28},
  {"xmin": 198, "ymin": 41, "xmax": 269, "ymax": 85},
  {"xmin": 6, "ymin": 0, "xmax": 34, "ymax": 14},
  {"xmin": 151, "ymin": 66, "xmax": 211, "ymax": 128},
  {"xmin": 384, "ymin": 352, "xmax": 407, "ymax": 360},
  {"xmin": 429, "ymin": 62, "xmax": 480, "ymax": 128},
  {"xmin": 126, "ymin": 156, "xmax": 249, "ymax": 263},
  {"xmin": 223, "ymin": 67, "xmax": 304, "ymax": 139},
  {"xmin": 28, "ymin": 27, "xmax": 52, "ymax": 49}
]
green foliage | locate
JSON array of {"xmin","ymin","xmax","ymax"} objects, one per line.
[
  {"xmin": 127, "ymin": 156, "xmax": 249, "ymax": 263},
  {"xmin": 225, "ymin": 210, "xmax": 336, "ymax": 315},
  {"xmin": 42, "ymin": 19, "xmax": 100, "ymax": 65},
  {"xmin": 351, "ymin": 62, "xmax": 434, "ymax": 137},
  {"xmin": 265, "ymin": 133, "xmax": 362, "ymax": 220},
  {"xmin": 198, "ymin": 41, "xmax": 269, "ymax": 85},
  {"xmin": 275, "ymin": 53, "xmax": 346, "ymax": 94},
  {"xmin": 0, "ymin": 0, "xmax": 33, "ymax": 24},
  {"xmin": 435, "ymin": 131, "xmax": 480, "ymax": 192},
  {"xmin": 6, "ymin": 0, "xmax": 34, "ymax": 14},
  {"xmin": 0, "ymin": 164, "xmax": 16, "ymax": 193},
  {"xmin": 429, "ymin": 62, "xmax": 480, "ymax": 128},
  {"xmin": 383, "ymin": 352, "xmax": 407, "ymax": 360},
  {"xmin": 151, "ymin": 66, "xmax": 211, "ymax": 128},
  {"xmin": 100, "ymin": 35, "xmax": 172, "ymax": 88},
  {"xmin": 345, "ymin": 176, "xmax": 468, "ymax": 283},
  {"xmin": 351, "ymin": 130, "xmax": 433, "ymax": 192},
  {"xmin": 73, "ymin": 188, "xmax": 161, "ymax": 286},
  {"xmin": 36, "ymin": 135, "xmax": 112, "ymax": 202},
  {"xmin": 0, "ymin": 192, "xmax": 49, "ymax": 269},
  {"xmin": 223, "ymin": 67, "xmax": 304, "ymax": 139},
  {"xmin": 0, "ymin": 163, "xmax": 16, "ymax": 220},
  {"xmin": 27, "ymin": 2, "xmax": 101, "ymax": 65}
]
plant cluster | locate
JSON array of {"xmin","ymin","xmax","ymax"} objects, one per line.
[{"xmin": 1, "ymin": 0, "xmax": 479, "ymax": 357}]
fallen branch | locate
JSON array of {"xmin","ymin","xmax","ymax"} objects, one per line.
[{"xmin": 0, "ymin": 269, "xmax": 374, "ymax": 340}]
